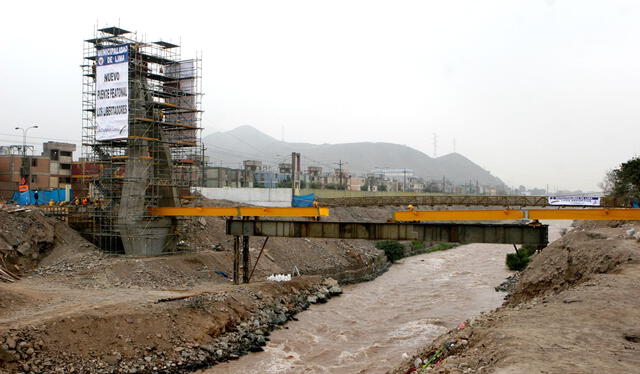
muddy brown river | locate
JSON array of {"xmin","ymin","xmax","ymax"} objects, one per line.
[{"xmin": 203, "ymin": 221, "xmax": 570, "ymax": 374}]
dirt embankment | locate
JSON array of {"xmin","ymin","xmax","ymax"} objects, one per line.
[
  {"xmin": 1, "ymin": 276, "xmax": 342, "ymax": 374},
  {"xmin": 0, "ymin": 203, "xmax": 395, "ymax": 373},
  {"xmin": 391, "ymin": 221, "xmax": 640, "ymax": 374}
]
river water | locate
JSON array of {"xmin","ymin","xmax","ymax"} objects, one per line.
[{"xmin": 204, "ymin": 221, "xmax": 570, "ymax": 374}]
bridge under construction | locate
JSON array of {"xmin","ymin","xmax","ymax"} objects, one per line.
[{"xmin": 144, "ymin": 199, "xmax": 640, "ymax": 284}]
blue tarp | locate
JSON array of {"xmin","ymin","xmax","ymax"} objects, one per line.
[
  {"xmin": 11, "ymin": 189, "xmax": 71, "ymax": 205},
  {"xmin": 292, "ymin": 193, "xmax": 315, "ymax": 207}
]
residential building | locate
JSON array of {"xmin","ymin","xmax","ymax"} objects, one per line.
[
  {"xmin": 0, "ymin": 142, "xmax": 76, "ymax": 199},
  {"xmin": 204, "ymin": 166, "xmax": 243, "ymax": 187}
]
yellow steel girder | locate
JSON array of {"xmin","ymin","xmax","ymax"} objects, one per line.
[
  {"xmin": 149, "ymin": 206, "xmax": 329, "ymax": 217},
  {"xmin": 394, "ymin": 209, "xmax": 640, "ymax": 221},
  {"xmin": 394, "ymin": 209, "xmax": 524, "ymax": 221}
]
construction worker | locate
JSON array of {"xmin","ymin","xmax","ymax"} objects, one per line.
[{"xmin": 48, "ymin": 200, "xmax": 54, "ymax": 207}]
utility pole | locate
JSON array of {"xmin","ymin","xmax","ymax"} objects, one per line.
[
  {"xmin": 336, "ymin": 160, "xmax": 344, "ymax": 190},
  {"xmin": 291, "ymin": 152, "xmax": 301, "ymax": 198},
  {"xmin": 402, "ymin": 169, "xmax": 406, "ymax": 192},
  {"xmin": 442, "ymin": 175, "xmax": 446, "ymax": 193},
  {"xmin": 14, "ymin": 125, "xmax": 38, "ymax": 189}
]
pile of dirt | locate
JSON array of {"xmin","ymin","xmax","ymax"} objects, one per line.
[
  {"xmin": 0, "ymin": 208, "xmax": 94, "ymax": 280},
  {"xmin": 508, "ymin": 221, "xmax": 639, "ymax": 304},
  {"xmin": 390, "ymin": 221, "xmax": 640, "ymax": 374}
]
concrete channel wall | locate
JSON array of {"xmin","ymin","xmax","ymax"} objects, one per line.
[{"xmin": 200, "ymin": 187, "xmax": 292, "ymax": 207}]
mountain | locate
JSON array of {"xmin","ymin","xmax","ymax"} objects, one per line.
[{"xmin": 203, "ymin": 125, "xmax": 506, "ymax": 187}]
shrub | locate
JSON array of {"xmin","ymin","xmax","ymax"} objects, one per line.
[
  {"xmin": 375, "ymin": 240, "xmax": 405, "ymax": 263},
  {"xmin": 506, "ymin": 253, "xmax": 529, "ymax": 271},
  {"xmin": 186, "ymin": 295, "xmax": 206, "ymax": 309},
  {"xmin": 506, "ymin": 245, "xmax": 537, "ymax": 271},
  {"xmin": 411, "ymin": 241, "xmax": 426, "ymax": 251}
]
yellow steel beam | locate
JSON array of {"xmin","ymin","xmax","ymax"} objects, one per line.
[
  {"xmin": 394, "ymin": 209, "xmax": 524, "ymax": 221},
  {"xmin": 528, "ymin": 209, "xmax": 640, "ymax": 220},
  {"xmin": 149, "ymin": 206, "xmax": 329, "ymax": 217},
  {"xmin": 394, "ymin": 208, "xmax": 640, "ymax": 221}
]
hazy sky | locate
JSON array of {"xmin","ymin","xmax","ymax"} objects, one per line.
[{"xmin": 1, "ymin": 0, "xmax": 638, "ymax": 191}]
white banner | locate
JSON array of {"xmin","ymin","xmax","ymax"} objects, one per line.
[
  {"xmin": 548, "ymin": 196, "xmax": 601, "ymax": 206},
  {"xmin": 95, "ymin": 44, "xmax": 129, "ymax": 141}
]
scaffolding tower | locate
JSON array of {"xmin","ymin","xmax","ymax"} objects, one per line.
[{"xmin": 80, "ymin": 26, "xmax": 202, "ymax": 255}]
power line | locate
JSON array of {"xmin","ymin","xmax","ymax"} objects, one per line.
[{"xmin": 0, "ymin": 133, "xmax": 82, "ymax": 143}]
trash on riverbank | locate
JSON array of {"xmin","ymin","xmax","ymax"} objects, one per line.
[{"xmin": 267, "ymin": 274, "xmax": 292, "ymax": 282}]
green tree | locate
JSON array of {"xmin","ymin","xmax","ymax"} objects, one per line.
[{"xmin": 602, "ymin": 157, "xmax": 640, "ymax": 199}]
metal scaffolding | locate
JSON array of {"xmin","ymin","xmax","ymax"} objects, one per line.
[{"xmin": 79, "ymin": 26, "xmax": 202, "ymax": 255}]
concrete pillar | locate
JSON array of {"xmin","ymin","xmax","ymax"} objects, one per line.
[{"xmin": 118, "ymin": 60, "xmax": 179, "ymax": 256}]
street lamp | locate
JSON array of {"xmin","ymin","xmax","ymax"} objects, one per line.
[
  {"xmin": 14, "ymin": 125, "xmax": 38, "ymax": 188},
  {"xmin": 14, "ymin": 125, "xmax": 38, "ymax": 157}
]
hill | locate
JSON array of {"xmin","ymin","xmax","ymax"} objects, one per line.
[{"xmin": 203, "ymin": 125, "xmax": 505, "ymax": 187}]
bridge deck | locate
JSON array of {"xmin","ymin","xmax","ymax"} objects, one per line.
[{"xmin": 226, "ymin": 220, "xmax": 548, "ymax": 246}]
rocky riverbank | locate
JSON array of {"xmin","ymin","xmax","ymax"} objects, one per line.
[{"xmin": 0, "ymin": 277, "xmax": 345, "ymax": 374}]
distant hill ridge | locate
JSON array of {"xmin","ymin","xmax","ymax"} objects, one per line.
[{"xmin": 203, "ymin": 125, "xmax": 505, "ymax": 187}]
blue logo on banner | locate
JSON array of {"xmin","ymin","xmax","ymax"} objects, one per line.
[{"xmin": 96, "ymin": 44, "xmax": 129, "ymax": 66}]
